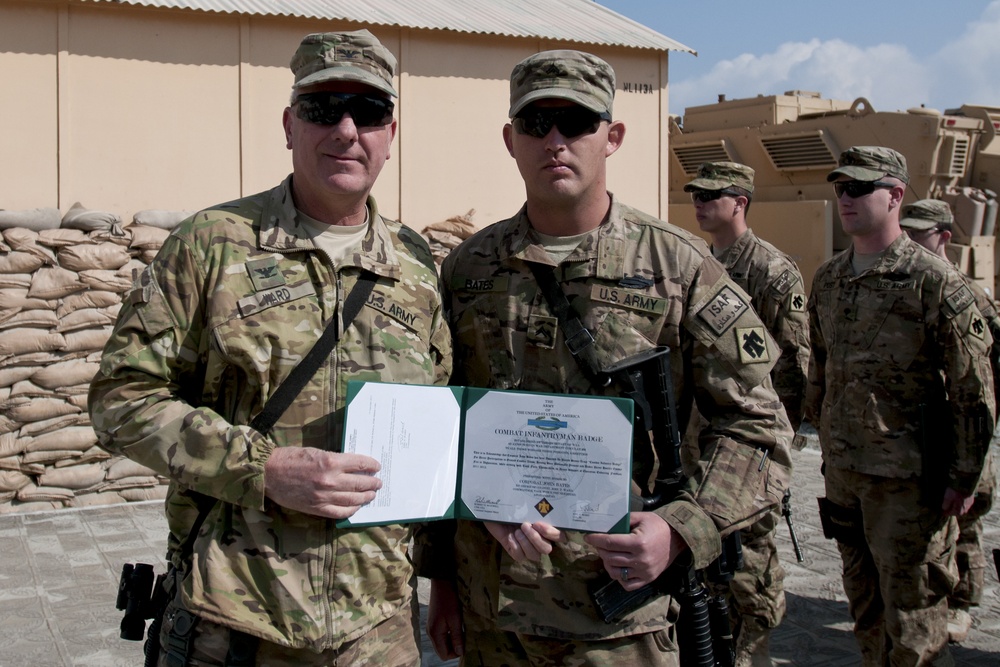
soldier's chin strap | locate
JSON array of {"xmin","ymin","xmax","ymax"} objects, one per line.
[{"xmin": 527, "ymin": 261, "xmax": 610, "ymax": 387}]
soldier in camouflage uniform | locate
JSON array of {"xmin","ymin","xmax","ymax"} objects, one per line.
[
  {"xmin": 898, "ymin": 198, "xmax": 999, "ymax": 644},
  {"xmin": 416, "ymin": 50, "xmax": 793, "ymax": 666},
  {"xmin": 684, "ymin": 161, "xmax": 810, "ymax": 666},
  {"xmin": 88, "ymin": 30, "xmax": 452, "ymax": 666},
  {"xmin": 804, "ymin": 147, "xmax": 995, "ymax": 666}
]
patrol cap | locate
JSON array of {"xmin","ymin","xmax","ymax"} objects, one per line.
[
  {"xmin": 290, "ymin": 30, "xmax": 397, "ymax": 97},
  {"xmin": 683, "ymin": 162, "xmax": 755, "ymax": 194},
  {"xmin": 509, "ymin": 50, "xmax": 615, "ymax": 118},
  {"xmin": 899, "ymin": 199, "xmax": 954, "ymax": 231},
  {"xmin": 826, "ymin": 145, "xmax": 909, "ymax": 184}
]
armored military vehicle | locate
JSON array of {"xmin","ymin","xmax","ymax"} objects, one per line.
[{"xmin": 666, "ymin": 91, "xmax": 999, "ymax": 295}]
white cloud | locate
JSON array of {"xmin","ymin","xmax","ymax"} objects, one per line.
[
  {"xmin": 671, "ymin": 39, "xmax": 929, "ymax": 116},
  {"xmin": 669, "ymin": 0, "xmax": 1000, "ymax": 117}
]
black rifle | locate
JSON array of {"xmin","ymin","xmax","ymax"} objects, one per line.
[
  {"xmin": 588, "ymin": 346, "xmax": 740, "ymax": 667},
  {"xmin": 781, "ymin": 489, "xmax": 804, "ymax": 563}
]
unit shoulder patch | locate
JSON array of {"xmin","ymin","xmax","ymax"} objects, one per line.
[{"xmin": 736, "ymin": 326, "xmax": 771, "ymax": 364}]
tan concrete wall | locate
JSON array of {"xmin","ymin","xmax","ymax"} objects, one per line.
[{"xmin": 0, "ymin": 1, "xmax": 672, "ymax": 232}]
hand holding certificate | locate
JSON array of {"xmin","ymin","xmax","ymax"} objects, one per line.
[{"xmin": 340, "ymin": 382, "xmax": 634, "ymax": 533}]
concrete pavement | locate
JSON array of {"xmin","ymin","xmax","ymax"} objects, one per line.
[{"xmin": 0, "ymin": 444, "xmax": 997, "ymax": 666}]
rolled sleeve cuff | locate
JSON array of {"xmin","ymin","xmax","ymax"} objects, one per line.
[{"xmin": 658, "ymin": 499, "xmax": 722, "ymax": 570}]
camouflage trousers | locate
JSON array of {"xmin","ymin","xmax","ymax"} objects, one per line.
[
  {"xmin": 687, "ymin": 413, "xmax": 786, "ymax": 634},
  {"xmin": 824, "ymin": 465, "xmax": 957, "ymax": 667},
  {"xmin": 458, "ymin": 605, "xmax": 677, "ymax": 666},
  {"xmin": 710, "ymin": 507, "xmax": 786, "ymax": 631},
  {"xmin": 156, "ymin": 594, "xmax": 420, "ymax": 667},
  {"xmin": 951, "ymin": 448, "xmax": 996, "ymax": 608}
]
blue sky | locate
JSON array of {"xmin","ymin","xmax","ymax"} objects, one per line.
[{"xmin": 597, "ymin": 0, "xmax": 1000, "ymax": 117}]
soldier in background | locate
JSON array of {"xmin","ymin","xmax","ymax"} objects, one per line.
[
  {"xmin": 805, "ymin": 147, "xmax": 995, "ymax": 665},
  {"xmin": 89, "ymin": 30, "xmax": 452, "ymax": 666},
  {"xmin": 898, "ymin": 198, "xmax": 998, "ymax": 644},
  {"xmin": 685, "ymin": 161, "xmax": 810, "ymax": 666},
  {"xmin": 418, "ymin": 49, "xmax": 793, "ymax": 666}
]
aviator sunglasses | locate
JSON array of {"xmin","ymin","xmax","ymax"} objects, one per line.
[
  {"xmin": 293, "ymin": 92, "xmax": 395, "ymax": 128},
  {"xmin": 512, "ymin": 106, "xmax": 612, "ymax": 138},
  {"xmin": 833, "ymin": 180, "xmax": 895, "ymax": 199},
  {"xmin": 691, "ymin": 189, "xmax": 743, "ymax": 203}
]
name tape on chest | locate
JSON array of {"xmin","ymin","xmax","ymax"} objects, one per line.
[
  {"xmin": 453, "ymin": 276, "xmax": 511, "ymax": 293},
  {"xmin": 238, "ymin": 282, "xmax": 315, "ymax": 317},
  {"xmin": 589, "ymin": 285, "xmax": 666, "ymax": 315},
  {"xmin": 697, "ymin": 285, "xmax": 749, "ymax": 336}
]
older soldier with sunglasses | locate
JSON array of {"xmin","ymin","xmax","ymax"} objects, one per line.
[
  {"xmin": 900, "ymin": 199, "xmax": 1000, "ymax": 645},
  {"xmin": 89, "ymin": 30, "xmax": 451, "ymax": 666},
  {"xmin": 417, "ymin": 50, "xmax": 792, "ymax": 666},
  {"xmin": 804, "ymin": 147, "xmax": 995, "ymax": 665},
  {"xmin": 685, "ymin": 161, "xmax": 809, "ymax": 666}
]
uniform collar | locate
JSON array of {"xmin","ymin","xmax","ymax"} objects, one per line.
[
  {"xmin": 502, "ymin": 192, "xmax": 626, "ymax": 281},
  {"xmin": 258, "ymin": 175, "xmax": 400, "ymax": 281}
]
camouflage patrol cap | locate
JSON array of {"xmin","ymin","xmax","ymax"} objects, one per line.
[
  {"xmin": 900, "ymin": 199, "xmax": 954, "ymax": 231},
  {"xmin": 826, "ymin": 145, "xmax": 909, "ymax": 183},
  {"xmin": 290, "ymin": 30, "xmax": 397, "ymax": 97},
  {"xmin": 509, "ymin": 50, "xmax": 615, "ymax": 117},
  {"xmin": 683, "ymin": 162, "xmax": 755, "ymax": 194}
]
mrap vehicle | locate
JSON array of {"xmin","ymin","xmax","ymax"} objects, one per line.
[{"xmin": 665, "ymin": 90, "xmax": 1000, "ymax": 295}]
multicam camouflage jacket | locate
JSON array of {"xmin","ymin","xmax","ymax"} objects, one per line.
[
  {"xmin": 715, "ymin": 229, "xmax": 810, "ymax": 429},
  {"xmin": 416, "ymin": 196, "xmax": 793, "ymax": 640},
  {"xmin": 89, "ymin": 176, "xmax": 452, "ymax": 651},
  {"xmin": 804, "ymin": 234, "xmax": 995, "ymax": 495}
]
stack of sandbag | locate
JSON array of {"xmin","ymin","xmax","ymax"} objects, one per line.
[
  {"xmin": 0, "ymin": 205, "xmax": 187, "ymax": 514},
  {"xmin": 420, "ymin": 210, "xmax": 478, "ymax": 269}
]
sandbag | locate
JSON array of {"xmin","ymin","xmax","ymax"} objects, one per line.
[
  {"xmin": 0, "ymin": 288, "xmax": 57, "ymax": 311},
  {"xmin": 0, "ymin": 365, "xmax": 36, "ymax": 387},
  {"xmin": 133, "ymin": 209, "xmax": 191, "ymax": 230},
  {"xmin": 0, "ymin": 469, "xmax": 31, "ymax": 493},
  {"xmin": 58, "ymin": 290, "xmax": 121, "ymax": 316},
  {"xmin": 5, "ymin": 397, "xmax": 80, "ymax": 422},
  {"xmin": 31, "ymin": 359, "xmax": 100, "ymax": 390},
  {"xmin": 39, "ymin": 463, "xmax": 105, "ymax": 489},
  {"xmin": 17, "ymin": 413, "xmax": 89, "ymax": 437},
  {"xmin": 58, "ymin": 242, "xmax": 132, "ymax": 271},
  {"xmin": 62, "ymin": 326, "xmax": 113, "ymax": 353},
  {"xmin": 0, "ymin": 309, "xmax": 60, "ymax": 330},
  {"xmin": 16, "ymin": 482, "xmax": 74, "ymax": 502},
  {"xmin": 0, "ymin": 432, "xmax": 22, "ymax": 458},
  {"xmin": 0, "ymin": 251, "xmax": 45, "ymax": 274},
  {"xmin": 28, "ymin": 266, "xmax": 86, "ymax": 299},
  {"xmin": 78, "ymin": 269, "xmax": 132, "ymax": 292},
  {"xmin": 128, "ymin": 224, "xmax": 171, "ymax": 249},
  {"xmin": 61, "ymin": 203, "xmax": 122, "ymax": 232},
  {"xmin": 106, "ymin": 457, "xmax": 158, "ymax": 480},
  {"xmin": 0, "ymin": 329, "xmax": 65, "ymax": 356},
  {"xmin": 0, "ymin": 208, "xmax": 62, "ymax": 231},
  {"xmin": 119, "ymin": 485, "xmax": 169, "ymax": 502},
  {"xmin": 55, "ymin": 306, "xmax": 119, "ymax": 333},
  {"xmin": 0, "ymin": 273, "xmax": 31, "ymax": 289},
  {"xmin": 36, "ymin": 228, "xmax": 91, "ymax": 248},
  {"xmin": 21, "ymin": 425, "xmax": 97, "ymax": 453}
]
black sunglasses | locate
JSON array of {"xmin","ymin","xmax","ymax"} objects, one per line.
[
  {"xmin": 833, "ymin": 180, "xmax": 895, "ymax": 199},
  {"xmin": 512, "ymin": 106, "xmax": 612, "ymax": 139},
  {"xmin": 691, "ymin": 189, "xmax": 742, "ymax": 203},
  {"xmin": 293, "ymin": 92, "xmax": 395, "ymax": 128}
]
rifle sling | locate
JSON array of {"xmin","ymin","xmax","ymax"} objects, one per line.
[{"xmin": 527, "ymin": 261, "xmax": 610, "ymax": 388}]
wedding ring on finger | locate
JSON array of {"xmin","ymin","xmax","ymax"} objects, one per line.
[{"xmin": 621, "ymin": 566, "xmax": 629, "ymax": 582}]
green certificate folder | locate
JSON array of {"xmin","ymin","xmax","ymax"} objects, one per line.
[{"xmin": 339, "ymin": 381, "xmax": 633, "ymax": 534}]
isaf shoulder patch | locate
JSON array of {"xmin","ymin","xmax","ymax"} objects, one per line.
[
  {"xmin": 736, "ymin": 326, "xmax": 771, "ymax": 364},
  {"xmin": 770, "ymin": 269, "xmax": 797, "ymax": 296},
  {"xmin": 945, "ymin": 284, "xmax": 975, "ymax": 317},
  {"xmin": 697, "ymin": 286, "xmax": 749, "ymax": 336}
]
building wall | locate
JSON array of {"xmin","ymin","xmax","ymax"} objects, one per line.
[{"xmin": 0, "ymin": 1, "xmax": 672, "ymax": 232}]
